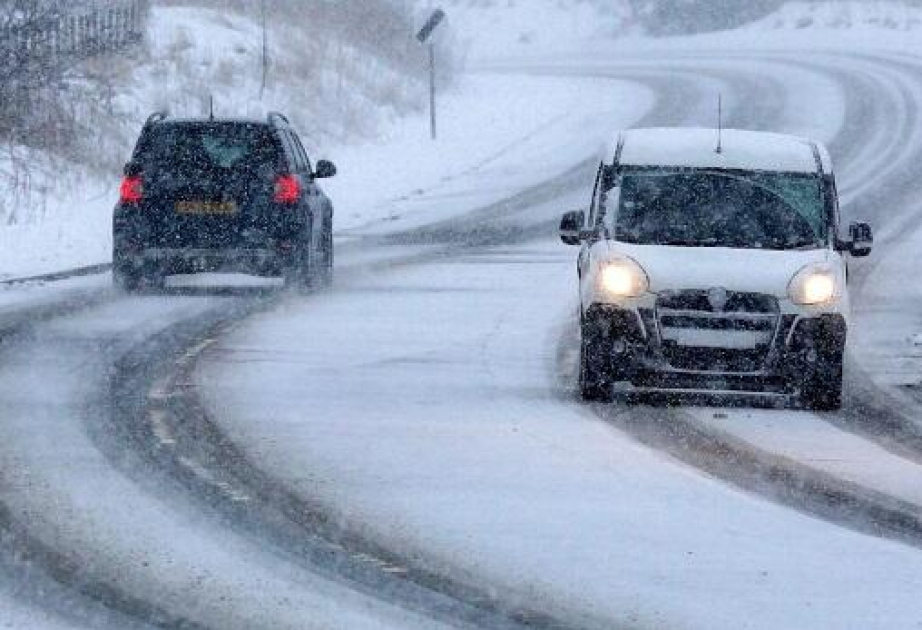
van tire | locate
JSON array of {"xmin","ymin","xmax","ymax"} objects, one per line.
[
  {"xmin": 801, "ymin": 352, "xmax": 843, "ymax": 412},
  {"xmin": 579, "ymin": 320, "xmax": 613, "ymax": 402}
]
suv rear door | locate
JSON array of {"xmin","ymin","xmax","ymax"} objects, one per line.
[{"xmin": 134, "ymin": 122, "xmax": 285, "ymax": 249}]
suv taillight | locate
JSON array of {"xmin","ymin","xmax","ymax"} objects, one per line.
[
  {"xmin": 274, "ymin": 174, "xmax": 301, "ymax": 204},
  {"xmin": 120, "ymin": 175, "xmax": 143, "ymax": 204}
]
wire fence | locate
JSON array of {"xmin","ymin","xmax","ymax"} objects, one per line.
[{"xmin": 0, "ymin": 0, "xmax": 150, "ymax": 60}]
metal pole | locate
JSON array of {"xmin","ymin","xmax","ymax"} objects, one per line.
[
  {"xmin": 429, "ymin": 42, "xmax": 437, "ymax": 141},
  {"xmin": 260, "ymin": 0, "xmax": 268, "ymax": 99}
]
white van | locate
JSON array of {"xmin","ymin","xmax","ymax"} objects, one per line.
[{"xmin": 560, "ymin": 128, "xmax": 873, "ymax": 410}]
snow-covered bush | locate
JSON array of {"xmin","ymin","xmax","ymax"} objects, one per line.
[{"xmin": 626, "ymin": 0, "xmax": 785, "ymax": 35}]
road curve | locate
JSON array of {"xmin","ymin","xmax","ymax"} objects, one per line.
[
  {"xmin": 4, "ymin": 46, "xmax": 922, "ymax": 629},
  {"xmin": 192, "ymin": 49, "xmax": 922, "ymax": 629}
]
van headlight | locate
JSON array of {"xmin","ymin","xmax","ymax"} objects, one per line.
[
  {"xmin": 598, "ymin": 257, "xmax": 649, "ymax": 299},
  {"xmin": 789, "ymin": 265, "xmax": 838, "ymax": 306}
]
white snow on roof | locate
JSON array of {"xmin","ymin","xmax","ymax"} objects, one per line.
[{"xmin": 610, "ymin": 128, "xmax": 832, "ymax": 174}]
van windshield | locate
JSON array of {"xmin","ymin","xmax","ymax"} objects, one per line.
[{"xmin": 610, "ymin": 169, "xmax": 828, "ymax": 250}]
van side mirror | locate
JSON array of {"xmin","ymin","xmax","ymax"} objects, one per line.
[
  {"xmin": 560, "ymin": 210, "xmax": 586, "ymax": 246},
  {"xmin": 848, "ymin": 222, "xmax": 873, "ymax": 258},
  {"xmin": 314, "ymin": 160, "xmax": 337, "ymax": 179}
]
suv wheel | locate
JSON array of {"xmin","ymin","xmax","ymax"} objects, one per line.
[
  {"xmin": 142, "ymin": 269, "xmax": 167, "ymax": 294},
  {"xmin": 284, "ymin": 237, "xmax": 315, "ymax": 292},
  {"xmin": 318, "ymin": 218, "xmax": 334, "ymax": 288},
  {"xmin": 579, "ymin": 319, "xmax": 613, "ymax": 402},
  {"xmin": 113, "ymin": 267, "xmax": 140, "ymax": 293},
  {"xmin": 801, "ymin": 351, "xmax": 844, "ymax": 412}
]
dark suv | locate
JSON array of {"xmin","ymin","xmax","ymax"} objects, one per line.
[{"xmin": 113, "ymin": 112, "xmax": 336, "ymax": 291}]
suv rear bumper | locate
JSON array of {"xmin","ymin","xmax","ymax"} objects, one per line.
[
  {"xmin": 115, "ymin": 247, "xmax": 291, "ymax": 277},
  {"xmin": 585, "ymin": 303, "xmax": 846, "ymax": 396}
]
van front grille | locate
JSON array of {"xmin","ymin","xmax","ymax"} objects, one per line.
[{"xmin": 655, "ymin": 291, "xmax": 781, "ymax": 374}]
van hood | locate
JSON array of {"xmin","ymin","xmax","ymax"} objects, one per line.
[{"xmin": 607, "ymin": 242, "xmax": 835, "ymax": 298}]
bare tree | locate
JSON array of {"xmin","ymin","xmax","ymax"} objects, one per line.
[{"xmin": 0, "ymin": 0, "xmax": 148, "ymax": 149}]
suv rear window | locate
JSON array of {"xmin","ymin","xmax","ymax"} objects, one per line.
[{"xmin": 135, "ymin": 123, "xmax": 282, "ymax": 174}]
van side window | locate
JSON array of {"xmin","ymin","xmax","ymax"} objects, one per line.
[
  {"xmin": 595, "ymin": 165, "xmax": 617, "ymax": 233},
  {"xmin": 824, "ymin": 174, "xmax": 840, "ymax": 236},
  {"xmin": 602, "ymin": 185, "xmax": 621, "ymax": 235},
  {"xmin": 587, "ymin": 164, "xmax": 604, "ymax": 229}
]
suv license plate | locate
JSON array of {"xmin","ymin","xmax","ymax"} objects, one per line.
[{"xmin": 175, "ymin": 201, "xmax": 238, "ymax": 215}]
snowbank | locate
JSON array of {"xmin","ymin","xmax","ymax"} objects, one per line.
[{"xmin": 749, "ymin": 1, "xmax": 922, "ymax": 31}]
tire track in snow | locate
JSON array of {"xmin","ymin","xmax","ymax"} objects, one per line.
[
  {"xmin": 76, "ymin": 72, "xmax": 717, "ymax": 630},
  {"xmin": 0, "ymin": 74, "xmax": 685, "ymax": 630},
  {"xmin": 2, "ymin": 48, "xmax": 917, "ymax": 629},
  {"xmin": 105, "ymin": 60, "xmax": 799, "ymax": 630},
  {"xmin": 48, "ymin": 64, "xmax": 733, "ymax": 629}
]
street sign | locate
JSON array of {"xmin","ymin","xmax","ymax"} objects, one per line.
[
  {"xmin": 416, "ymin": 9, "xmax": 447, "ymax": 141},
  {"xmin": 417, "ymin": 9, "xmax": 446, "ymax": 43}
]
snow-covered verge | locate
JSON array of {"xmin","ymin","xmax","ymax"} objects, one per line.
[
  {"xmin": 435, "ymin": 0, "xmax": 633, "ymax": 61},
  {"xmin": 854, "ymin": 221, "xmax": 922, "ymax": 400},
  {"xmin": 0, "ymin": 588, "xmax": 86, "ymax": 630},
  {"xmin": 326, "ymin": 73, "xmax": 651, "ymax": 236},
  {"xmin": 748, "ymin": 1, "xmax": 922, "ymax": 31}
]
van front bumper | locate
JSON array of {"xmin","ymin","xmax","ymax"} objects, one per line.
[{"xmin": 584, "ymin": 303, "xmax": 846, "ymax": 396}]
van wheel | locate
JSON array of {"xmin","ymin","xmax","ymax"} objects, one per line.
[
  {"xmin": 801, "ymin": 352, "xmax": 843, "ymax": 412},
  {"xmin": 579, "ymin": 320, "xmax": 613, "ymax": 402}
]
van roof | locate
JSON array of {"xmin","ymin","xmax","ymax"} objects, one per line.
[{"xmin": 608, "ymin": 128, "xmax": 833, "ymax": 174}]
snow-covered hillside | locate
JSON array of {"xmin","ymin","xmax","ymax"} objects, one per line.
[
  {"xmin": 0, "ymin": 4, "xmax": 426, "ymax": 277},
  {"xmin": 435, "ymin": 0, "xmax": 633, "ymax": 59},
  {"xmin": 749, "ymin": 1, "xmax": 922, "ymax": 31}
]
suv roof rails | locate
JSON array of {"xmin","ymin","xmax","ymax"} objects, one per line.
[
  {"xmin": 144, "ymin": 111, "xmax": 168, "ymax": 127},
  {"xmin": 810, "ymin": 142, "xmax": 826, "ymax": 177},
  {"xmin": 267, "ymin": 112, "xmax": 291, "ymax": 128}
]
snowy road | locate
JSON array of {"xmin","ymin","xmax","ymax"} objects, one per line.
[{"xmin": 4, "ymin": 46, "xmax": 922, "ymax": 629}]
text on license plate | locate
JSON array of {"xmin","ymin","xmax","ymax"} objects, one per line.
[{"xmin": 175, "ymin": 201, "xmax": 238, "ymax": 215}]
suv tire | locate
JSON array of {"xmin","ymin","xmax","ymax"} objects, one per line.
[
  {"xmin": 142, "ymin": 269, "xmax": 167, "ymax": 294},
  {"xmin": 579, "ymin": 320, "xmax": 613, "ymax": 402},
  {"xmin": 318, "ymin": 218, "xmax": 334, "ymax": 288},
  {"xmin": 113, "ymin": 267, "xmax": 140, "ymax": 293},
  {"xmin": 284, "ymin": 235, "xmax": 315, "ymax": 293}
]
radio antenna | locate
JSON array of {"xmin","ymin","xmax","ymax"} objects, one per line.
[
  {"xmin": 209, "ymin": 94, "xmax": 215, "ymax": 121},
  {"xmin": 716, "ymin": 94, "xmax": 723, "ymax": 154}
]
